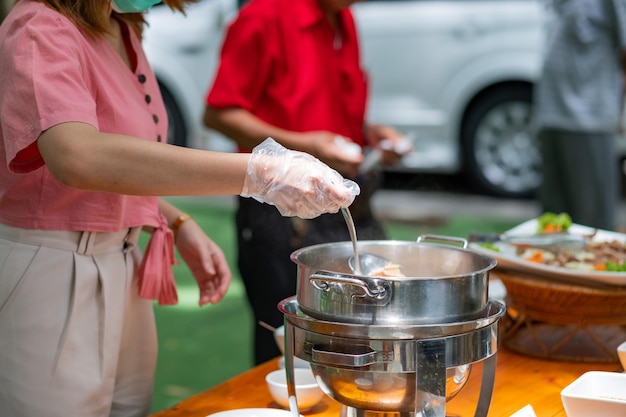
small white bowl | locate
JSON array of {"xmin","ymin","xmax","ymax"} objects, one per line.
[
  {"xmin": 273, "ymin": 326, "xmax": 310, "ymax": 369},
  {"xmin": 265, "ymin": 368, "xmax": 324, "ymax": 411},
  {"xmin": 277, "ymin": 356, "xmax": 311, "ymax": 370},
  {"xmin": 274, "ymin": 325, "xmax": 285, "ymax": 354},
  {"xmin": 617, "ymin": 341, "xmax": 626, "ymax": 371},
  {"xmin": 561, "ymin": 371, "xmax": 626, "ymax": 417}
]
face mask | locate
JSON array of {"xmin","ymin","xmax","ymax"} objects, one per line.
[{"xmin": 111, "ymin": 0, "xmax": 161, "ymax": 13}]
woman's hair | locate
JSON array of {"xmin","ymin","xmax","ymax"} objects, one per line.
[{"xmin": 21, "ymin": 0, "xmax": 195, "ymax": 39}]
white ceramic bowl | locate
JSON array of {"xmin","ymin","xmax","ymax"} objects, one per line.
[
  {"xmin": 561, "ymin": 371, "xmax": 626, "ymax": 417},
  {"xmin": 617, "ymin": 341, "xmax": 626, "ymax": 371},
  {"xmin": 273, "ymin": 325, "xmax": 311, "ymax": 369},
  {"xmin": 277, "ymin": 356, "xmax": 311, "ymax": 370},
  {"xmin": 206, "ymin": 409, "xmax": 303, "ymax": 417},
  {"xmin": 265, "ymin": 368, "xmax": 324, "ymax": 411},
  {"xmin": 274, "ymin": 325, "xmax": 285, "ymax": 354}
]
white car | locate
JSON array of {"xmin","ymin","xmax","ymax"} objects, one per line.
[
  {"xmin": 143, "ymin": 0, "xmax": 549, "ymax": 197},
  {"xmin": 356, "ymin": 0, "xmax": 544, "ymax": 197}
]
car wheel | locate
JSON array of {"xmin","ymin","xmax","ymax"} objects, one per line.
[
  {"xmin": 158, "ymin": 82, "xmax": 187, "ymax": 147},
  {"xmin": 461, "ymin": 84, "xmax": 541, "ymax": 198}
]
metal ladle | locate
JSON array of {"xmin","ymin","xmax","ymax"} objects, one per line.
[{"xmin": 341, "ymin": 207, "xmax": 388, "ymax": 275}]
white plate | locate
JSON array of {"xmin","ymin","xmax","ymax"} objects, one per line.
[
  {"xmin": 470, "ymin": 218, "xmax": 626, "ymax": 286},
  {"xmin": 618, "ymin": 340, "xmax": 626, "ymax": 370},
  {"xmin": 207, "ymin": 409, "xmax": 302, "ymax": 417}
]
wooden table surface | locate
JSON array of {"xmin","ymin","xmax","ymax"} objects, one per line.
[{"xmin": 150, "ymin": 347, "xmax": 620, "ymax": 417}]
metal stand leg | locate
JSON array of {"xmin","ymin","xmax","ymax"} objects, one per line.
[
  {"xmin": 284, "ymin": 321, "xmax": 300, "ymax": 417},
  {"xmin": 416, "ymin": 339, "xmax": 447, "ymax": 417},
  {"xmin": 474, "ymin": 353, "xmax": 497, "ymax": 417}
]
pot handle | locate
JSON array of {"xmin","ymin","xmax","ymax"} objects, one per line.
[
  {"xmin": 310, "ymin": 344, "xmax": 392, "ymax": 367},
  {"xmin": 417, "ymin": 234, "xmax": 468, "ymax": 248},
  {"xmin": 309, "ymin": 272, "xmax": 387, "ymax": 299}
]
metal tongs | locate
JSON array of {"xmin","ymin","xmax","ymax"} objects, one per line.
[{"xmin": 468, "ymin": 232, "xmax": 591, "ymax": 253}]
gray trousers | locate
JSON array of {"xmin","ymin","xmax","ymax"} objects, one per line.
[
  {"xmin": 539, "ymin": 129, "xmax": 620, "ymax": 230},
  {"xmin": 0, "ymin": 224, "xmax": 156, "ymax": 417}
]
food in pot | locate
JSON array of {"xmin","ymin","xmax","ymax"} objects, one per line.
[{"xmin": 369, "ymin": 262, "xmax": 406, "ymax": 277}]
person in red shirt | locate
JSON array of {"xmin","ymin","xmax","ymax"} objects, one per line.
[{"xmin": 204, "ymin": 0, "xmax": 408, "ymax": 364}]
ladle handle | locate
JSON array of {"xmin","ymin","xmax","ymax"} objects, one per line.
[
  {"xmin": 309, "ymin": 272, "xmax": 387, "ymax": 299},
  {"xmin": 417, "ymin": 234, "xmax": 468, "ymax": 248}
]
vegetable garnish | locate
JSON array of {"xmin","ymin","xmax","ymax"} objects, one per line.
[
  {"xmin": 536, "ymin": 212, "xmax": 572, "ymax": 234},
  {"xmin": 604, "ymin": 261, "xmax": 626, "ymax": 272},
  {"xmin": 478, "ymin": 242, "xmax": 500, "ymax": 252},
  {"xmin": 525, "ymin": 251, "xmax": 544, "ymax": 263}
]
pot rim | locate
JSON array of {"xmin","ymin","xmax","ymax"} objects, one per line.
[{"xmin": 290, "ymin": 239, "xmax": 497, "ymax": 280}]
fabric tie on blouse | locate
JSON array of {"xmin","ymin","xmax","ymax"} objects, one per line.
[{"xmin": 137, "ymin": 214, "xmax": 179, "ymax": 305}]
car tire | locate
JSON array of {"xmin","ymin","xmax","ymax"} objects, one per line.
[
  {"xmin": 159, "ymin": 82, "xmax": 187, "ymax": 147},
  {"xmin": 461, "ymin": 84, "xmax": 540, "ymax": 198}
]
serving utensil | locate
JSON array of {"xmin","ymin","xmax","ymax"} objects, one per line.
[
  {"xmin": 347, "ymin": 252, "xmax": 388, "ymax": 276},
  {"xmin": 469, "ymin": 232, "xmax": 588, "ymax": 253},
  {"xmin": 340, "ymin": 207, "xmax": 389, "ymax": 275},
  {"xmin": 258, "ymin": 321, "xmax": 277, "ymax": 332}
]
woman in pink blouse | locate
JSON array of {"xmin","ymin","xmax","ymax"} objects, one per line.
[{"xmin": 0, "ymin": 1, "xmax": 359, "ymax": 416}]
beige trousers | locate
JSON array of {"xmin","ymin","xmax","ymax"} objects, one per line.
[{"xmin": 0, "ymin": 224, "xmax": 157, "ymax": 417}]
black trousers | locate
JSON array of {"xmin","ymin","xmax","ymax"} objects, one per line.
[{"xmin": 235, "ymin": 174, "xmax": 386, "ymax": 364}]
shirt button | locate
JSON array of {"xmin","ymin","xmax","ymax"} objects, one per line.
[
  {"xmin": 138, "ymin": 74, "xmax": 147, "ymax": 83},
  {"xmin": 145, "ymin": 95, "xmax": 151, "ymax": 104},
  {"xmin": 152, "ymin": 114, "xmax": 159, "ymax": 124},
  {"xmin": 157, "ymin": 135, "xmax": 163, "ymax": 142}
]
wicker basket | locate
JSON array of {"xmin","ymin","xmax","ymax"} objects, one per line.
[
  {"xmin": 496, "ymin": 269, "xmax": 626, "ymax": 325},
  {"xmin": 495, "ymin": 269, "xmax": 626, "ymax": 362}
]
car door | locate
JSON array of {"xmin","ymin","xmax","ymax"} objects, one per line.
[{"xmin": 353, "ymin": 0, "xmax": 544, "ymax": 196}]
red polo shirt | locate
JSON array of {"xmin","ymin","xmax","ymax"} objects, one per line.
[{"xmin": 206, "ymin": 0, "xmax": 368, "ymax": 152}]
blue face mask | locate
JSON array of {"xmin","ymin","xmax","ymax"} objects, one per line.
[{"xmin": 111, "ymin": 0, "xmax": 161, "ymax": 13}]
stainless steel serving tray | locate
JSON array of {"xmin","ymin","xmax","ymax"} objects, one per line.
[{"xmin": 279, "ymin": 296, "xmax": 506, "ymax": 340}]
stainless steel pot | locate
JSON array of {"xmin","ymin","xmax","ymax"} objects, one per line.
[{"xmin": 290, "ymin": 235, "xmax": 496, "ymax": 325}]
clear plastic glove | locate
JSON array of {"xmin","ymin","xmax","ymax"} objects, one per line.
[{"xmin": 241, "ymin": 138, "xmax": 360, "ymax": 219}]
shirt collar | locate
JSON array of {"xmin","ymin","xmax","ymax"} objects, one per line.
[{"xmin": 295, "ymin": 0, "xmax": 349, "ymax": 30}]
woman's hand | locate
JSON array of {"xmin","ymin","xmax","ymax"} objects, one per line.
[{"xmin": 174, "ymin": 218, "xmax": 232, "ymax": 306}]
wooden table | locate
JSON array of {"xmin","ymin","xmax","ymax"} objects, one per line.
[{"xmin": 150, "ymin": 347, "xmax": 620, "ymax": 417}]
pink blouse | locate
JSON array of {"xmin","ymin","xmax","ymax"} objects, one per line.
[{"xmin": 0, "ymin": 2, "xmax": 177, "ymax": 304}]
